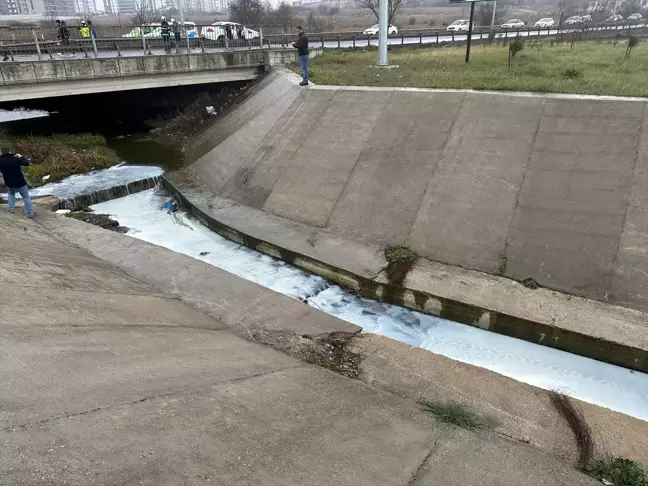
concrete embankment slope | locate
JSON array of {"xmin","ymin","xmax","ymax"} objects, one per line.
[
  {"xmin": 1, "ymin": 209, "xmax": 614, "ymax": 484},
  {"xmin": 182, "ymin": 72, "xmax": 648, "ymax": 313}
]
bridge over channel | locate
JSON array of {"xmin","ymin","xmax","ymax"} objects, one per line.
[{"xmin": 0, "ymin": 48, "xmax": 303, "ymax": 102}]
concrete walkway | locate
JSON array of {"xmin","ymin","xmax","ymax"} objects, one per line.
[{"xmin": 0, "ymin": 210, "xmax": 600, "ymax": 485}]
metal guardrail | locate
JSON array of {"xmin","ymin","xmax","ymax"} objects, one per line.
[{"xmin": 1, "ymin": 21, "xmax": 646, "ymax": 61}]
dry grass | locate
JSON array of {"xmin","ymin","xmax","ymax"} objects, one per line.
[
  {"xmin": 548, "ymin": 391, "xmax": 594, "ymax": 468},
  {"xmin": 304, "ymin": 41, "xmax": 648, "ymax": 96},
  {"xmin": 5, "ymin": 134, "xmax": 119, "ymax": 187}
]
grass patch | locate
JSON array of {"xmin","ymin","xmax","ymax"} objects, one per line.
[
  {"xmin": 302, "ymin": 42, "xmax": 648, "ymax": 96},
  {"xmin": 385, "ymin": 246, "xmax": 417, "ymax": 285},
  {"xmin": 5, "ymin": 134, "xmax": 119, "ymax": 187},
  {"xmin": 585, "ymin": 457, "xmax": 648, "ymax": 486},
  {"xmin": 421, "ymin": 400, "xmax": 484, "ymax": 429}
]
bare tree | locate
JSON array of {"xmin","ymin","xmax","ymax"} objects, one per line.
[
  {"xmin": 132, "ymin": 0, "xmax": 156, "ymax": 26},
  {"xmin": 270, "ymin": 2, "xmax": 294, "ymax": 27},
  {"xmin": 229, "ymin": 0, "xmax": 266, "ymax": 26},
  {"xmin": 355, "ymin": 0, "xmax": 408, "ymax": 26}
]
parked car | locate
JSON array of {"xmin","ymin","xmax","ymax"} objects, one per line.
[
  {"xmin": 627, "ymin": 13, "xmax": 643, "ymax": 21},
  {"xmin": 122, "ymin": 22, "xmax": 198, "ymax": 38},
  {"xmin": 534, "ymin": 18, "xmax": 555, "ymax": 27},
  {"xmin": 581, "ymin": 15, "xmax": 592, "ymax": 23},
  {"xmin": 363, "ymin": 24, "xmax": 398, "ymax": 35},
  {"xmin": 606, "ymin": 14, "xmax": 624, "ymax": 22},
  {"xmin": 501, "ymin": 19, "xmax": 525, "ymax": 29},
  {"xmin": 200, "ymin": 21, "xmax": 260, "ymax": 41},
  {"xmin": 446, "ymin": 19, "xmax": 470, "ymax": 32},
  {"xmin": 564, "ymin": 16, "xmax": 583, "ymax": 25}
]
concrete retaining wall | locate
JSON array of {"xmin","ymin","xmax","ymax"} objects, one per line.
[{"xmin": 178, "ymin": 72, "xmax": 648, "ymax": 315}]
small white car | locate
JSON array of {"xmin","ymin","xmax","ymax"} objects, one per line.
[
  {"xmin": 363, "ymin": 24, "xmax": 398, "ymax": 35},
  {"xmin": 627, "ymin": 13, "xmax": 642, "ymax": 21},
  {"xmin": 447, "ymin": 19, "xmax": 470, "ymax": 32},
  {"xmin": 200, "ymin": 21, "xmax": 260, "ymax": 41},
  {"xmin": 564, "ymin": 16, "xmax": 582, "ymax": 25},
  {"xmin": 534, "ymin": 18, "xmax": 555, "ymax": 27},
  {"xmin": 502, "ymin": 19, "xmax": 525, "ymax": 29}
]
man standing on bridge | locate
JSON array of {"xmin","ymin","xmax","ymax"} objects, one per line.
[
  {"xmin": 0, "ymin": 149, "xmax": 34, "ymax": 218},
  {"xmin": 293, "ymin": 26, "xmax": 309, "ymax": 86}
]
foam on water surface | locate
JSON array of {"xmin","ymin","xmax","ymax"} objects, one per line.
[
  {"xmin": 92, "ymin": 189, "xmax": 648, "ymax": 421},
  {"xmin": 29, "ymin": 164, "xmax": 163, "ymax": 200}
]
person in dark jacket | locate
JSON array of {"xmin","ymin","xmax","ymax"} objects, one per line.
[
  {"xmin": 0, "ymin": 150, "xmax": 34, "ymax": 218},
  {"xmin": 56, "ymin": 19, "xmax": 70, "ymax": 45},
  {"xmin": 292, "ymin": 26, "xmax": 309, "ymax": 86},
  {"xmin": 161, "ymin": 16, "xmax": 171, "ymax": 53}
]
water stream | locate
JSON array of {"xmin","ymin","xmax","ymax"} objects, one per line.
[{"xmin": 91, "ymin": 188, "xmax": 648, "ymax": 422}]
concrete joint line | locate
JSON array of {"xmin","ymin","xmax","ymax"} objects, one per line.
[
  {"xmin": 406, "ymin": 434, "xmax": 445, "ymax": 486},
  {"xmin": 2, "ymin": 365, "xmax": 302, "ymax": 432}
]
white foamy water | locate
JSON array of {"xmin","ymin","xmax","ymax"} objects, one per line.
[
  {"xmin": 30, "ymin": 163, "xmax": 163, "ymax": 200},
  {"xmin": 0, "ymin": 109, "xmax": 48, "ymax": 123},
  {"xmin": 92, "ymin": 189, "xmax": 648, "ymax": 421}
]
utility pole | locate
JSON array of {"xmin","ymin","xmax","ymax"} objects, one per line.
[
  {"xmin": 465, "ymin": 0, "xmax": 475, "ymax": 62},
  {"xmin": 490, "ymin": 0, "xmax": 497, "ymax": 31},
  {"xmin": 377, "ymin": 0, "xmax": 388, "ymax": 65},
  {"xmin": 178, "ymin": 0, "xmax": 185, "ymax": 29}
]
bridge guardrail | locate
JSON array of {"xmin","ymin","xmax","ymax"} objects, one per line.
[{"xmin": 1, "ymin": 21, "xmax": 647, "ymax": 62}]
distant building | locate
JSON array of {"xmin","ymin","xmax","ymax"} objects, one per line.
[
  {"xmin": 76, "ymin": 0, "xmax": 95, "ymax": 14},
  {"xmin": 43, "ymin": 0, "xmax": 75, "ymax": 17},
  {"xmin": 1, "ymin": 0, "xmax": 45, "ymax": 15}
]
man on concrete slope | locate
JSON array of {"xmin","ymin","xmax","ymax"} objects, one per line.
[
  {"xmin": 0, "ymin": 149, "xmax": 34, "ymax": 218},
  {"xmin": 293, "ymin": 26, "xmax": 309, "ymax": 86}
]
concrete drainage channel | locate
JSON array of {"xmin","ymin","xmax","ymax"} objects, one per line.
[{"xmin": 88, "ymin": 187, "xmax": 648, "ymax": 422}]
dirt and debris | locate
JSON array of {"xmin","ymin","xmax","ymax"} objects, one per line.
[{"xmin": 65, "ymin": 211, "xmax": 129, "ymax": 233}]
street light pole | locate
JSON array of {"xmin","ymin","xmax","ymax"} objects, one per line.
[
  {"xmin": 465, "ymin": 0, "xmax": 475, "ymax": 63},
  {"xmin": 377, "ymin": 0, "xmax": 388, "ymax": 66},
  {"xmin": 490, "ymin": 0, "xmax": 497, "ymax": 31}
]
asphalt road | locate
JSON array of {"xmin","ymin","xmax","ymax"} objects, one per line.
[{"xmin": 2, "ymin": 22, "xmax": 646, "ymax": 62}]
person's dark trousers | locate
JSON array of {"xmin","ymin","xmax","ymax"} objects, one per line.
[{"xmin": 299, "ymin": 54, "xmax": 309, "ymax": 84}]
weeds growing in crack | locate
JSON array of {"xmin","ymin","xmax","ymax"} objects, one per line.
[
  {"xmin": 421, "ymin": 400, "xmax": 484, "ymax": 429},
  {"xmin": 384, "ymin": 246, "xmax": 417, "ymax": 285},
  {"xmin": 585, "ymin": 457, "xmax": 648, "ymax": 486}
]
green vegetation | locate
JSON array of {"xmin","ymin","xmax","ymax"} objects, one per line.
[
  {"xmin": 384, "ymin": 246, "xmax": 417, "ymax": 285},
  {"xmin": 585, "ymin": 457, "xmax": 648, "ymax": 486},
  {"xmin": 6, "ymin": 134, "xmax": 119, "ymax": 187},
  {"xmin": 303, "ymin": 42, "xmax": 648, "ymax": 96},
  {"xmin": 421, "ymin": 400, "xmax": 484, "ymax": 429}
]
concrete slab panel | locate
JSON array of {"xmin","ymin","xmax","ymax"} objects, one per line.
[
  {"xmin": 0, "ymin": 62, "xmax": 36, "ymax": 83},
  {"xmin": 190, "ymin": 74, "xmax": 301, "ymax": 193},
  {"xmin": 0, "ymin": 367, "xmax": 439, "ymax": 486},
  {"xmin": 326, "ymin": 92, "xmax": 464, "ymax": 245},
  {"xmin": 166, "ymin": 53, "xmax": 190, "ymax": 72},
  {"xmin": 220, "ymin": 89, "xmax": 335, "ymax": 208},
  {"xmin": 411, "ymin": 428, "xmax": 597, "ymax": 486},
  {"xmin": 0, "ymin": 325, "xmax": 296, "ymax": 428},
  {"xmin": 264, "ymin": 90, "xmax": 392, "ymax": 227},
  {"xmin": 144, "ymin": 54, "xmax": 169, "ymax": 73},
  {"xmin": 534, "ymin": 132, "xmax": 638, "ymax": 155},
  {"xmin": 92, "ymin": 58, "xmax": 120, "ymax": 77},
  {"xmin": 32, "ymin": 61, "xmax": 66, "ymax": 80},
  {"xmin": 118, "ymin": 56, "xmax": 146, "ymax": 75},
  {"xmin": 63, "ymin": 59, "xmax": 95, "ymax": 78},
  {"xmin": 611, "ymin": 104, "xmax": 648, "ymax": 310},
  {"xmin": 539, "ymin": 116, "xmax": 640, "ymax": 135},
  {"xmin": 505, "ymin": 226, "xmax": 618, "ymax": 299},
  {"xmin": 407, "ymin": 139, "xmax": 541, "ymax": 272},
  {"xmin": 543, "ymin": 98, "xmax": 645, "ymax": 120},
  {"xmin": 528, "ymin": 150, "xmax": 634, "ymax": 174},
  {"xmin": 517, "ymin": 169, "xmax": 631, "ymax": 213}
]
